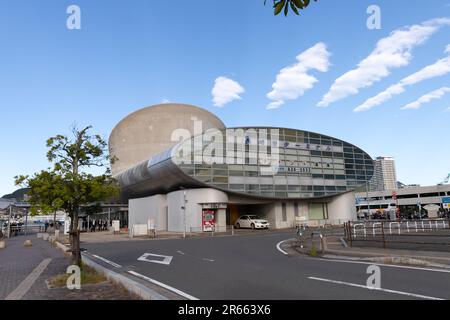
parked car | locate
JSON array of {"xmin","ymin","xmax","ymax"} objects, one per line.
[{"xmin": 235, "ymin": 215, "xmax": 270, "ymax": 230}]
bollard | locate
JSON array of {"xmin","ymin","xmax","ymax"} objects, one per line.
[
  {"xmin": 320, "ymin": 235, "xmax": 327, "ymax": 254},
  {"xmin": 23, "ymin": 240, "xmax": 33, "ymax": 247},
  {"xmin": 0, "ymin": 240, "xmax": 5, "ymax": 249}
]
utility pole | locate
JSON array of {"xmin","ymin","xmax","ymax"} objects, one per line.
[
  {"xmin": 183, "ymin": 190, "xmax": 187, "ymax": 238},
  {"xmin": 365, "ymin": 181, "xmax": 371, "ymax": 219},
  {"xmin": 7, "ymin": 205, "xmax": 12, "ymax": 238},
  {"xmin": 25, "ymin": 208, "xmax": 29, "ymax": 236}
]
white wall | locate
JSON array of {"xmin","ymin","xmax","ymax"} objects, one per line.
[
  {"xmin": 327, "ymin": 191, "xmax": 357, "ymax": 223},
  {"xmin": 129, "ymin": 194, "xmax": 168, "ymax": 231},
  {"xmin": 167, "ymin": 188, "xmax": 228, "ymax": 233}
]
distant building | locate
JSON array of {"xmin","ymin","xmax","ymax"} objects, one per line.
[
  {"xmin": 355, "ymin": 184, "xmax": 450, "ymax": 218},
  {"xmin": 397, "ymin": 181, "xmax": 421, "ymax": 189},
  {"xmin": 369, "ymin": 156, "xmax": 397, "ymax": 191}
]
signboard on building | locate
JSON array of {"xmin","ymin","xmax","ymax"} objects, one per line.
[
  {"xmin": 202, "ymin": 210, "xmax": 215, "ymax": 232},
  {"xmin": 202, "ymin": 203, "xmax": 227, "ymax": 209},
  {"xmin": 443, "ymin": 197, "xmax": 450, "ymax": 209}
]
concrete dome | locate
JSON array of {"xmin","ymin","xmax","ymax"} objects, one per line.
[{"xmin": 109, "ymin": 103, "xmax": 226, "ymax": 175}]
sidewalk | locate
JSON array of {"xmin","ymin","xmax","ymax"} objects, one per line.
[
  {"xmin": 0, "ymin": 236, "xmax": 140, "ymax": 300},
  {"xmin": 287, "ymin": 236, "xmax": 450, "ymax": 269}
]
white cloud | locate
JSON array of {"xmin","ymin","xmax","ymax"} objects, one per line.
[
  {"xmin": 266, "ymin": 42, "xmax": 331, "ymax": 110},
  {"xmin": 161, "ymin": 98, "xmax": 171, "ymax": 103},
  {"xmin": 212, "ymin": 77, "xmax": 245, "ymax": 107},
  {"xmin": 318, "ymin": 18, "xmax": 450, "ymax": 108},
  {"xmin": 446, "ymin": 44, "xmax": 450, "ymax": 53},
  {"xmin": 401, "ymin": 87, "xmax": 450, "ymax": 110},
  {"xmin": 354, "ymin": 45, "xmax": 450, "ymax": 112}
]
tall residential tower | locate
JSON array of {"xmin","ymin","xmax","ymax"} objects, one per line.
[{"xmin": 370, "ymin": 156, "xmax": 397, "ymax": 191}]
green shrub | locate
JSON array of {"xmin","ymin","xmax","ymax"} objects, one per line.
[{"xmin": 308, "ymin": 246, "xmax": 318, "ymax": 257}]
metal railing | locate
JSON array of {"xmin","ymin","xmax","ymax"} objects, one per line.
[
  {"xmin": 2, "ymin": 224, "xmax": 46, "ymax": 238},
  {"xmin": 344, "ymin": 218, "xmax": 450, "ymax": 250}
]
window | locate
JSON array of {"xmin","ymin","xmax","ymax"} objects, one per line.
[
  {"xmin": 309, "ymin": 203, "xmax": 326, "ymax": 220},
  {"xmin": 282, "ymin": 203, "xmax": 287, "ymax": 221}
]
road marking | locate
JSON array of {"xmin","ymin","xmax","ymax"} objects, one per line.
[
  {"xmin": 308, "ymin": 277, "xmax": 444, "ymax": 300},
  {"xmin": 91, "ymin": 254, "xmax": 122, "ymax": 268},
  {"xmin": 202, "ymin": 258, "xmax": 215, "ymax": 262},
  {"xmin": 177, "ymin": 251, "xmax": 185, "ymax": 255},
  {"xmin": 276, "ymin": 238, "xmax": 295, "ymax": 255},
  {"xmin": 128, "ymin": 270, "xmax": 199, "ymax": 300},
  {"xmin": 138, "ymin": 253, "xmax": 173, "ymax": 265},
  {"xmin": 6, "ymin": 258, "xmax": 52, "ymax": 300},
  {"xmin": 315, "ymin": 257, "xmax": 450, "ymax": 274}
]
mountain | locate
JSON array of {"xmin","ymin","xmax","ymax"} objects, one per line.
[{"xmin": 2, "ymin": 188, "xmax": 30, "ymax": 201}]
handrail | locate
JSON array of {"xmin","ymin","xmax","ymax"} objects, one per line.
[
  {"xmin": 389, "ymin": 222, "xmax": 401, "ymax": 235},
  {"xmin": 353, "ymin": 223, "xmax": 366, "ymax": 238},
  {"xmin": 406, "ymin": 221, "xmax": 418, "ymax": 233},
  {"xmin": 372, "ymin": 222, "xmax": 382, "ymax": 237}
]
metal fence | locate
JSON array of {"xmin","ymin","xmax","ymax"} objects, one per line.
[
  {"xmin": 344, "ymin": 218, "xmax": 450, "ymax": 251},
  {"xmin": 188, "ymin": 225, "xmax": 281, "ymax": 237},
  {"xmin": 1, "ymin": 224, "xmax": 46, "ymax": 238}
]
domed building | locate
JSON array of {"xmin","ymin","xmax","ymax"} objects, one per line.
[
  {"xmin": 109, "ymin": 103, "xmax": 226, "ymax": 175},
  {"xmin": 109, "ymin": 103, "xmax": 374, "ymax": 234}
]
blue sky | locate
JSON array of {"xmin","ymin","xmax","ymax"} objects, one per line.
[{"xmin": 0, "ymin": 0, "xmax": 449, "ymax": 196}]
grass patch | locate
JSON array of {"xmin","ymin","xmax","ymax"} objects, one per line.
[
  {"xmin": 308, "ymin": 246, "xmax": 318, "ymax": 257},
  {"xmin": 49, "ymin": 263, "xmax": 107, "ymax": 288}
]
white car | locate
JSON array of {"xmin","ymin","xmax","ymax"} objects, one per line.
[{"xmin": 235, "ymin": 215, "xmax": 270, "ymax": 230}]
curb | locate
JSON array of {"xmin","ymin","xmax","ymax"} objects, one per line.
[
  {"xmin": 321, "ymin": 253, "xmax": 450, "ymax": 270},
  {"xmin": 54, "ymin": 241, "xmax": 170, "ymax": 300}
]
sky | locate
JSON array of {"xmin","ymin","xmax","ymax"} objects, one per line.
[{"xmin": 0, "ymin": 0, "xmax": 449, "ymax": 196}]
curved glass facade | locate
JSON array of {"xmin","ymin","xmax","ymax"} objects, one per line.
[{"xmin": 173, "ymin": 127, "xmax": 374, "ymax": 199}]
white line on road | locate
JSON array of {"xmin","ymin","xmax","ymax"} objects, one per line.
[
  {"xmin": 128, "ymin": 270, "xmax": 199, "ymax": 300},
  {"xmin": 202, "ymin": 258, "xmax": 215, "ymax": 262},
  {"xmin": 91, "ymin": 254, "xmax": 122, "ymax": 268},
  {"xmin": 276, "ymin": 238, "xmax": 295, "ymax": 255},
  {"xmin": 308, "ymin": 277, "xmax": 444, "ymax": 300},
  {"xmin": 6, "ymin": 258, "xmax": 52, "ymax": 300},
  {"xmin": 315, "ymin": 257, "xmax": 450, "ymax": 274},
  {"xmin": 177, "ymin": 251, "xmax": 185, "ymax": 255}
]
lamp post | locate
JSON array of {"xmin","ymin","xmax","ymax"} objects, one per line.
[
  {"xmin": 365, "ymin": 181, "xmax": 371, "ymax": 220},
  {"xmin": 7, "ymin": 205, "xmax": 12, "ymax": 238},
  {"xmin": 180, "ymin": 188, "xmax": 187, "ymax": 238}
]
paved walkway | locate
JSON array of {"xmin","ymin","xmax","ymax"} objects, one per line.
[
  {"xmin": 0, "ymin": 236, "xmax": 139, "ymax": 300},
  {"xmin": 287, "ymin": 236, "xmax": 450, "ymax": 268}
]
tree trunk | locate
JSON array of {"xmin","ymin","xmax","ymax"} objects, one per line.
[
  {"xmin": 70, "ymin": 209, "xmax": 82, "ymax": 267},
  {"xmin": 69, "ymin": 213, "xmax": 74, "ymax": 252}
]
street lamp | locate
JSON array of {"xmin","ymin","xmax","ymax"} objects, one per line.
[
  {"xmin": 365, "ymin": 181, "xmax": 371, "ymax": 220},
  {"xmin": 180, "ymin": 187, "xmax": 187, "ymax": 238},
  {"xmin": 7, "ymin": 204, "xmax": 12, "ymax": 238}
]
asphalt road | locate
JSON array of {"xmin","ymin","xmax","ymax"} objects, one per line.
[{"xmin": 83, "ymin": 232, "xmax": 450, "ymax": 300}]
